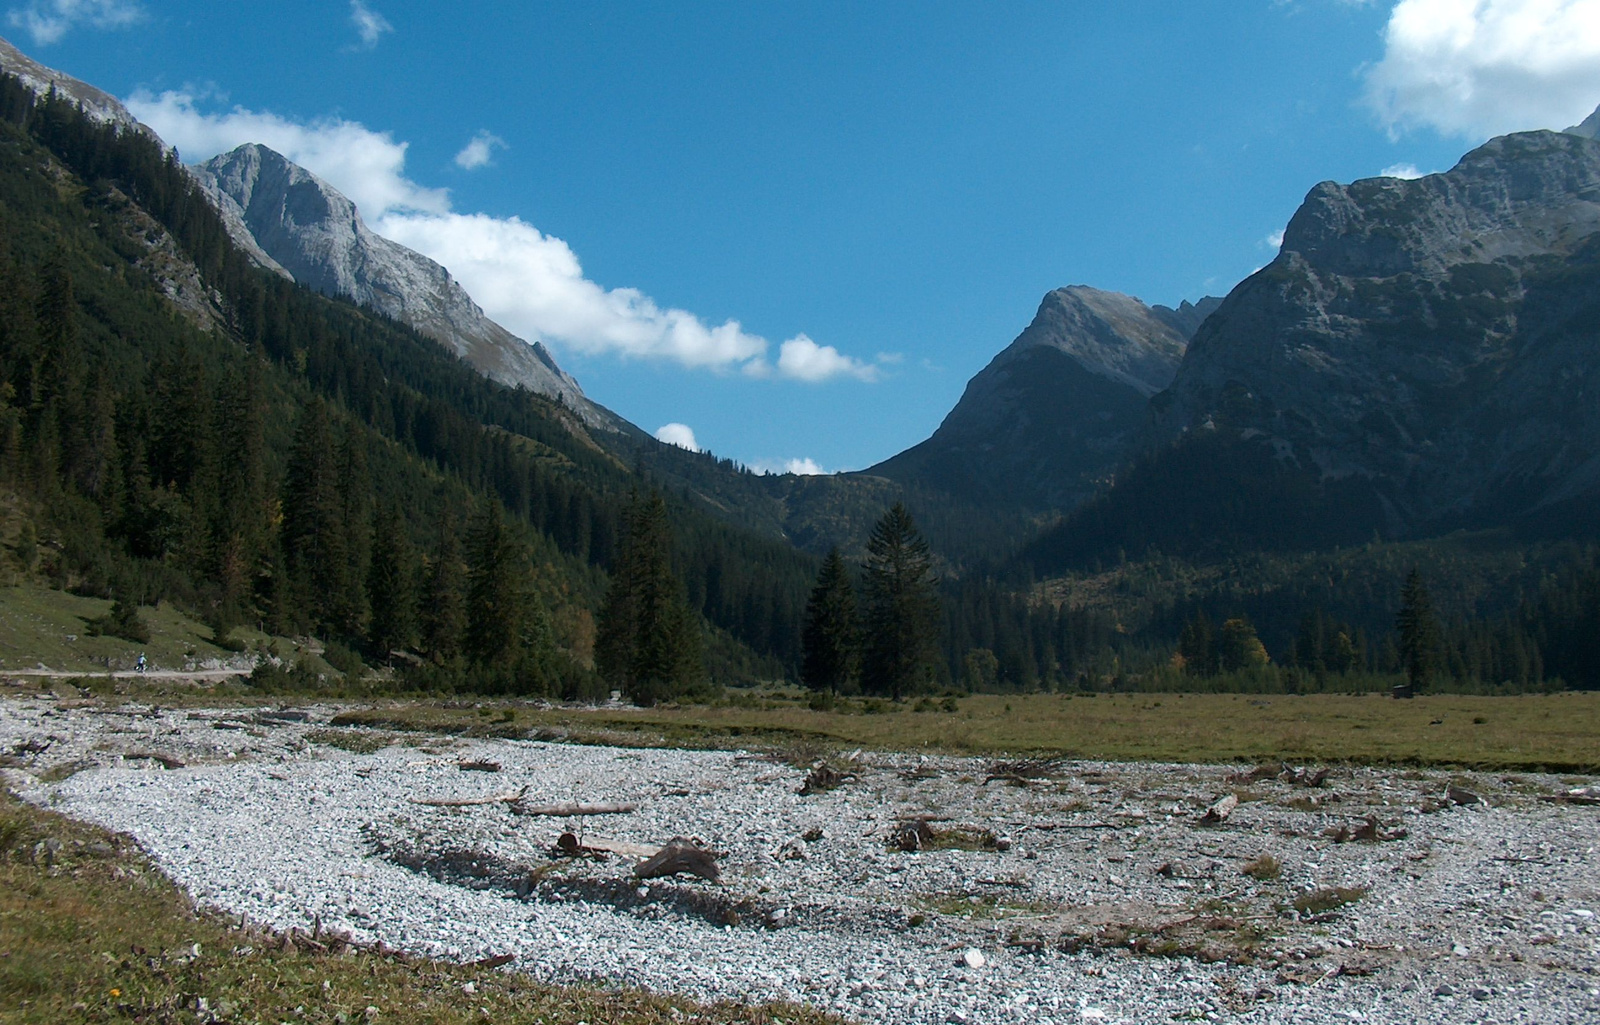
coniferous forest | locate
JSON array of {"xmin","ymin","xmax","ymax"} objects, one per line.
[{"xmin": 0, "ymin": 71, "xmax": 1597, "ymax": 698}]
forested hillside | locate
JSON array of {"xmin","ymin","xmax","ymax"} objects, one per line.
[{"xmin": 0, "ymin": 73, "xmax": 824, "ymax": 692}]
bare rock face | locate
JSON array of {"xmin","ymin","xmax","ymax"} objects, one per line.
[
  {"xmin": 194, "ymin": 144, "xmax": 624, "ymax": 432},
  {"xmin": 870, "ymin": 286, "xmax": 1217, "ymax": 509},
  {"xmin": 1148, "ymin": 122, "xmax": 1600, "ymax": 535}
]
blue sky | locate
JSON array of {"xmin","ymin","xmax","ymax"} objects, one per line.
[{"xmin": 10, "ymin": 1, "xmax": 1600, "ymax": 472}]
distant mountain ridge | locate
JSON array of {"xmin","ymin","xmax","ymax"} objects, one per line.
[{"xmin": 868, "ymin": 286, "xmax": 1219, "ymax": 510}]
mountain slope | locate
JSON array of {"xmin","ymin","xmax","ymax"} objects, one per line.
[
  {"xmin": 0, "ymin": 35, "xmax": 626, "ymax": 436},
  {"xmin": 1149, "ymin": 126, "xmax": 1600, "ymax": 533},
  {"xmin": 194, "ymin": 143, "xmax": 629, "ymax": 433},
  {"xmin": 869, "ymin": 286, "xmax": 1218, "ymax": 510},
  {"xmin": 1026, "ymin": 115, "xmax": 1600, "ymax": 571}
]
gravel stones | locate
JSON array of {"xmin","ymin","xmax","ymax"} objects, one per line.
[{"xmin": 2, "ymin": 695, "xmax": 1599, "ymax": 1024}]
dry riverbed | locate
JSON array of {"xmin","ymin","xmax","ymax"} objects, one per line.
[{"xmin": 2, "ymin": 693, "xmax": 1597, "ymax": 1024}]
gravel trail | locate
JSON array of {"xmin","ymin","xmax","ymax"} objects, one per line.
[{"xmin": 2, "ymin": 694, "xmax": 1597, "ymax": 1024}]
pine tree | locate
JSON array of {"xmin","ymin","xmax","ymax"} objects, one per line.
[
  {"xmin": 335, "ymin": 430, "xmax": 372, "ymax": 638},
  {"xmin": 860, "ymin": 503, "xmax": 940, "ymax": 701},
  {"xmin": 366, "ymin": 505, "xmax": 418, "ymax": 662},
  {"xmin": 595, "ymin": 491, "xmax": 702, "ymax": 706},
  {"xmin": 280, "ymin": 400, "xmax": 346, "ymax": 633},
  {"xmin": 209, "ymin": 362, "xmax": 269, "ymax": 630},
  {"xmin": 421, "ymin": 513, "xmax": 467, "ymax": 664},
  {"xmin": 1178, "ymin": 611, "xmax": 1216, "ymax": 675},
  {"xmin": 1396, "ymin": 567, "xmax": 1442, "ymax": 690},
  {"xmin": 801, "ymin": 547, "xmax": 858, "ymax": 694},
  {"xmin": 465, "ymin": 500, "xmax": 527, "ymax": 670}
]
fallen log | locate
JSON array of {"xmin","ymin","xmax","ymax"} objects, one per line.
[
  {"xmin": 124, "ymin": 750, "xmax": 185, "ymax": 769},
  {"xmin": 634, "ymin": 841, "xmax": 720, "ymax": 882},
  {"xmin": 556, "ymin": 833, "xmax": 660, "ymax": 859},
  {"xmin": 511, "ymin": 800, "xmax": 639, "ymax": 817},
  {"xmin": 411, "ymin": 786, "xmax": 529, "ymax": 807}
]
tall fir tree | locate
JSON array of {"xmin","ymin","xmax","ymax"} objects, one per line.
[
  {"xmin": 280, "ymin": 400, "xmax": 346, "ymax": 634},
  {"xmin": 465, "ymin": 500, "xmax": 541, "ymax": 674},
  {"xmin": 860, "ymin": 503, "xmax": 940, "ymax": 701},
  {"xmin": 208, "ymin": 361, "xmax": 269, "ymax": 631},
  {"xmin": 366, "ymin": 505, "xmax": 418, "ymax": 662},
  {"xmin": 595, "ymin": 490, "xmax": 702, "ymax": 706},
  {"xmin": 335, "ymin": 430, "xmax": 372, "ymax": 638},
  {"xmin": 801, "ymin": 546, "xmax": 858, "ymax": 694},
  {"xmin": 421, "ymin": 512, "xmax": 467, "ymax": 665},
  {"xmin": 1396, "ymin": 567, "xmax": 1442, "ymax": 690}
]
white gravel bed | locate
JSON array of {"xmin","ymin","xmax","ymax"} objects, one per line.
[{"xmin": 2, "ymin": 693, "xmax": 1598, "ymax": 1025}]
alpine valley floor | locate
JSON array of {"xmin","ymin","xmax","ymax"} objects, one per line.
[{"xmin": 3, "ymin": 694, "xmax": 1598, "ymax": 1025}]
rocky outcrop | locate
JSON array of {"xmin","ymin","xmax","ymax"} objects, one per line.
[
  {"xmin": 194, "ymin": 144, "xmax": 625, "ymax": 432},
  {"xmin": 1148, "ymin": 119, "xmax": 1600, "ymax": 534},
  {"xmin": 869, "ymin": 286, "xmax": 1217, "ymax": 509}
]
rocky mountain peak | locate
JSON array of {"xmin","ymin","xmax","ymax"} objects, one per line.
[
  {"xmin": 1148, "ymin": 124, "xmax": 1600, "ymax": 534},
  {"xmin": 195, "ymin": 143, "xmax": 625, "ymax": 432},
  {"xmin": 998, "ymin": 285, "xmax": 1194, "ymax": 398},
  {"xmin": 1565, "ymin": 102, "xmax": 1600, "ymax": 139},
  {"xmin": 867, "ymin": 285, "xmax": 1217, "ymax": 510}
]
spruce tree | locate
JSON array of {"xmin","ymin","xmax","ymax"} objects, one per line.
[
  {"xmin": 366, "ymin": 505, "xmax": 418, "ymax": 662},
  {"xmin": 335, "ymin": 430, "xmax": 372, "ymax": 638},
  {"xmin": 860, "ymin": 503, "xmax": 940, "ymax": 701},
  {"xmin": 801, "ymin": 546, "xmax": 858, "ymax": 694},
  {"xmin": 280, "ymin": 400, "xmax": 346, "ymax": 634},
  {"xmin": 1397, "ymin": 567, "xmax": 1442, "ymax": 690},
  {"xmin": 421, "ymin": 513, "xmax": 467, "ymax": 665},
  {"xmin": 465, "ymin": 500, "xmax": 528, "ymax": 670},
  {"xmin": 595, "ymin": 491, "xmax": 702, "ymax": 706}
]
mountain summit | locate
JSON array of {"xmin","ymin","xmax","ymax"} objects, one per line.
[
  {"xmin": 194, "ymin": 144, "xmax": 624, "ymax": 432},
  {"xmin": 1146, "ymin": 124, "xmax": 1600, "ymax": 536},
  {"xmin": 869, "ymin": 286, "xmax": 1218, "ymax": 509}
]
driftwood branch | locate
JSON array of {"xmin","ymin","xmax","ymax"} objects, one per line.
[
  {"xmin": 634, "ymin": 841, "xmax": 721, "ymax": 882},
  {"xmin": 511, "ymin": 800, "xmax": 639, "ymax": 817},
  {"xmin": 411, "ymin": 786, "xmax": 528, "ymax": 807}
]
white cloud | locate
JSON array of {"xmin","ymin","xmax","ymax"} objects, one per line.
[
  {"xmin": 127, "ymin": 89, "xmax": 449, "ymax": 216},
  {"xmin": 454, "ymin": 130, "xmax": 505, "ymax": 170},
  {"xmin": 6, "ymin": 0, "xmax": 142, "ymax": 45},
  {"xmin": 654, "ymin": 423, "xmax": 700, "ymax": 451},
  {"xmin": 753, "ymin": 457, "xmax": 829, "ymax": 476},
  {"xmin": 774, "ymin": 335, "xmax": 880, "ymax": 383},
  {"xmin": 1263, "ymin": 229, "xmax": 1286, "ymax": 250},
  {"xmin": 122, "ymin": 91, "xmax": 883, "ymax": 381},
  {"xmin": 348, "ymin": 0, "xmax": 392, "ymax": 50},
  {"xmin": 1379, "ymin": 161, "xmax": 1429, "ymax": 178},
  {"xmin": 1365, "ymin": 0, "xmax": 1600, "ymax": 139}
]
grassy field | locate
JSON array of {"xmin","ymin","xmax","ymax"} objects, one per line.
[
  {"xmin": 0, "ymin": 584, "xmax": 333, "ymax": 676},
  {"xmin": 0, "ymin": 789, "xmax": 838, "ymax": 1025},
  {"xmin": 323, "ymin": 690, "xmax": 1600, "ymax": 773}
]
